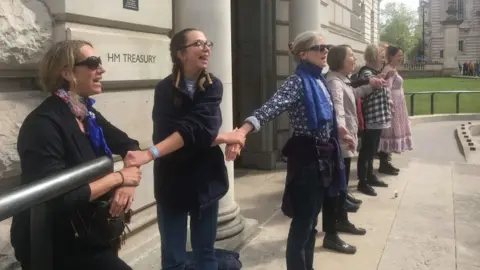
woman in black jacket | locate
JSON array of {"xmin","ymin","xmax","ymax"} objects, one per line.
[
  {"xmin": 124, "ymin": 28, "xmax": 245, "ymax": 270},
  {"xmin": 11, "ymin": 40, "xmax": 142, "ymax": 270}
]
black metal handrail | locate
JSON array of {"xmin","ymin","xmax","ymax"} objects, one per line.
[
  {"xmin": 0, "ymin": 156, "xmax": 113, "ymax": 270},
  {"xmin": 404, "ymin": 90, "xmax": 480, "ymax": 116}
]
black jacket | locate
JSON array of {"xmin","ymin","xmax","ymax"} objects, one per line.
[
  {"xmin": 152, "ymin": 72, "xmax": 228, "ymax": 211},
  {"xmin": 10, "ymin": 95, "xmax": 139, "ymax": 268}
]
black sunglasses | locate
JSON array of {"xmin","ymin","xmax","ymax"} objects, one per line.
[
  {"xmin": 308, "ymin": 44, "xmax": 330, "ymax": 52},
  {"xmin": 183, "ymin": 40, "xmax": 214, "ymax": 50},
  {"xmin": 74, "ymin": 56, "xmax": 102, "ymax": 70}
]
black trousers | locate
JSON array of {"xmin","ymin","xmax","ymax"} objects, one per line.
[
  {"xmin": 357, "ymin": 129, "xmax": 382, "ymax": 183},
  {"xmin": 335, "ymin": 158, "xmax": 352, "ymax": 222},
  {"xmin": 285, "ymin": 163, "xmax": 335, "ymax": 270}
]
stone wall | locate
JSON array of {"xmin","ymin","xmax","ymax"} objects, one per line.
[{"xmin": 0, "ymin": 0, "xmax": 172, "ymax": 212}]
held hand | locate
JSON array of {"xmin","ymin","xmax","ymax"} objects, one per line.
[
  {"xmin": 223, "ymin": 131, "xmax": 246, "ymax": 148},
  {"xmin": 225, "ymin": 143, "xmax": 242, "ymax": 161},
  {"xmin": 388, "ymin": 99, "xmax": 395, "ymax": 113},
  {"xmin": 109, "ymin": 186, "xmax": 136, "ymax": 217},
  {"xmin": 342, "ymin": 134, "xmax": 356, "ymax": 151},
  {"xmin": 338, "ymin": 126, "xmax": 349, "ymax": 138},
  {"xmin": 124, "ymin": 150, "xmax": 153, "ymax": 168},
  {"xmin": 118, "ymin": 166, "xmax": 142, "ymax": 186},
  {"xmin": 369, "ymin": 77, "xmax": 387, "ymax": 88}
]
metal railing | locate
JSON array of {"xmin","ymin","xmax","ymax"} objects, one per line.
[
  {"xmin": 404, "ymin": 90, "xmax": 480, "ymax": 116},
  {"xmin": 0, "ymin": 157, "xmax": 113, "ymax": 270}
]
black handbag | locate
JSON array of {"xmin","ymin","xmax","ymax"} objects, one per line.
[{"xmin": 71, "ymin": 200, "xmax": 132, "ymax": 250}]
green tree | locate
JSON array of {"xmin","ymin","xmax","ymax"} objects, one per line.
[{"xmin": 380, "ymin": 2, "xmax": 421, "ymax": 60}]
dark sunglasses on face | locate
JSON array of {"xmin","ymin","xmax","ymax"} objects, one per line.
[
  {"xmin": 74, "ymin": 56, "xmax": 102, "ymax": 70},
  {"xmin": 308, "ymin": 44, "xmax": 330, "ymax": 52},
  {"xmin": 183, "ymin": 40, "xmax": 214, "ymax": 50}
]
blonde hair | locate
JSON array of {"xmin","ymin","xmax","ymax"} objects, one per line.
[
  {"xmin": 364, "ymin": 44, "xmax": 384, "ymax": 64},
  {"xmin": 288, "ymin": 31, "xmax": 324, "ymax": 63},
  {"xmin": 38, "ymin": 40, "xmax": 92, "ymax": 93}
]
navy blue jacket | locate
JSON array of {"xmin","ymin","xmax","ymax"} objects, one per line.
[{"xmin": 152, "ymin": 72, "xmax": 228, "ymax": 211}]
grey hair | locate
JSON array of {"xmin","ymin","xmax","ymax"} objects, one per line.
[
  {"xmin": 288, "ymin": 31, "xmax": 324, "ymax": 63},
  {"xmin": 364, "ymin": 44, "xmax": 383, "ymax": 64}
]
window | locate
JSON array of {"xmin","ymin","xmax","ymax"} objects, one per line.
[
  {"xmin": 458, "ymin": 40, "xmax": 464, "ymax": 52},
  {"xmin": 456, "ymin": 0, "xmax": 464, "ymax": 19},
  {"xmin": 440, "ymin": 50, "xmax": 444, "ymax": 58}
]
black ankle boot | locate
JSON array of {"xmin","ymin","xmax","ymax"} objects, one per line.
[
  {"xmin": 347, "ymin": 192, "xmax": 362, "ymax": 204},
  {"xmin": 336, "ymin": 220, "xmax": 367, "ymax": 235},
  {"xmin": 378, "ymin": 153, "xmax": 399, "ymax": 175},
  {"xmin": 323, "ymin": 233, "xmax": 357, "ymax": 254},
  {"xmin": 379, "ymin": 161, "xmax": 399, "ymax": 175},
  {"xmin": 358, "ymin": 182, "xmax": 377, "ymax": 196},
  {"xmin": 344, "ymin": 199, "xmax": 360, "ymax": 213}
]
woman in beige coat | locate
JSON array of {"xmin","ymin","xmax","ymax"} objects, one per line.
[{"xmin": 326, "ymin": 44, "xmax": 385, "ymax": 235}]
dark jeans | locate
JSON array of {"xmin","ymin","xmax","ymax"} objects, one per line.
[
  {"xmin": 336, "ymin": 157, "xmax": 352, "ymax": 222},
  {"xmin": 286, "ymin": 165, "xmax": 331, "ymax": 270},
  {"xmin": 157, "ymin": 201, "xmax": 219, "ymax": 270},
  {"xmin": 357, "ymin": 129, "xmax": 382, "ymax": 183}
]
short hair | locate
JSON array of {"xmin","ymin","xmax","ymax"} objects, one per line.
[
  {"xmin": 364, "ymin": 44, "xmax": 383, "ymax": 64},
  {"xmin": 327, "ymin": 45, "xmax": 351, "ymax": 72},
  {"xmin": 38, "ymin": 40, "xmax": 92, "ymax": 93},
  {"xmin": 288, "ymin": 31, "xmax": 324, "ymax": 63}
]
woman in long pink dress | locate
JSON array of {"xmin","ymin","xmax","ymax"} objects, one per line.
[{"xmin": 378, "ymin": 46, "xmax": 413, "ymax": 175}]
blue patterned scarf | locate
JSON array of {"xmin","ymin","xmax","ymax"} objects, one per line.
[
  {"xmin": 55, "ymin": 89, "xmax": 112, "ymax": 159},
  {"xmin": 295, "ymin": 61, "xmax": 333, "ymax": 131}
]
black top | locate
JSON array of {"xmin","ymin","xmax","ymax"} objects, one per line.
[
  {"xmin": 152, "ymin": 72, "xmax": 228, "ymax": 211},
  {"xmin": 10, "ymin": 95, "xmax": 140, "ymax": 266}
]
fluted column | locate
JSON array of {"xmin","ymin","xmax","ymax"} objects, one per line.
[
  {"xmin": 289, "ymin": 0, "xmax": 322, "ymax": 71},
  {"xmin": 173, "ymin": 0, "xmax": 245, "ymax": 240}
]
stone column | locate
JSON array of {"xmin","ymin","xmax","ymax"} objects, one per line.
[
  {"xmin": 289, "ymin": 0, "xmax": 322, "ymax": 71},
  {"xmin": 290, "ymin": 0, "xmax": 322, "ymax": 37},
  {"xmin": 173, "ymin": 1, "xmax": 247, "ymax": 242},
  {"xmin": 441, "ymin": 1, "xmax": 463, "ymax": 75}
]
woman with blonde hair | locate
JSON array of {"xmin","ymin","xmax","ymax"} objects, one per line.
[
  {"xmin": 225, "ymin": 31, "xmax": 360, "ymax": 270},
  {"xmin": 11, "ymin": 40, "xmax": 142, "ymax": 269},
  {"xmin": 356, "ymin": 44, "xmax": 392, "ymax": 196}
]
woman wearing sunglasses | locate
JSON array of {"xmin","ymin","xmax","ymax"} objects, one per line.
[
  {"xmin": 225, "ymin": 31, "xmax": 355, "ymax": 270},
  {"xmin": 123, "ymin": 28, "xmax": 245, "ymax": 270},
  {"xmin": 11, "ymin": 40, "xmax": 142, "ymax": 270}
]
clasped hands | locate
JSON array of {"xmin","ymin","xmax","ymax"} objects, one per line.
[{"xmin": 108, "ymin": 153, "xmax": 147, "ymax": 217}]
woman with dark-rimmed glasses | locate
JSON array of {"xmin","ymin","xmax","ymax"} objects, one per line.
[{"xmin": 123, "ymin": 28, "xmax": 245, "ymax": 270}]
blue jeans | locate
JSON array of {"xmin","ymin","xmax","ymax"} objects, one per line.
[{"xmin": 157, "ymin": 202, "xmax": 219, "ymax": 270}]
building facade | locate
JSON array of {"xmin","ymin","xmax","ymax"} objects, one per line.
[
  {"xmin": 0, "ymin": 0, "xmax": 379, "ymax": 266},
  {"xmin": 423, "ymin": 0, "xmax": 480, "ymax": 63}
]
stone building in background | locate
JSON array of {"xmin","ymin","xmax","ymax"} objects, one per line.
[
  {"xmin": 423, "ymin": 0, "xmax": 480, "ymax": 63},
  {"xmin": 0, "ymin": 0, "xmax": 379, "ymax": 267}
]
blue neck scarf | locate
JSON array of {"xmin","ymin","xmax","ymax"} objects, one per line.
[
  {"xmin": 84, "ymin": 98, "xmax": 113, "ymax": 159},
  {"xmin": 55, "ymin": 89, "xmax": 112, "ymax": 159},
  {"xmin": 295, "ymin": 61, "xmax": 333, "ymax": 131}
]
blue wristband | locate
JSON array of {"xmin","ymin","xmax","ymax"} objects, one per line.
[{"xmin": 149, "ymin": 146, "xmax": 160, "ymax": 159}]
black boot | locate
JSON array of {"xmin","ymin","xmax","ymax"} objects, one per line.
[
  {"xmin": 323, "ymin": 233, "xmax": 357, "ymax": 254},
  {"xmin": 347, "ymin": 192, "xmax": 362, "ymax": 204},
  {"xmin": 344, "ymin": 199, "xmax": 360, "ymax": 213},
  {"xmin": 368, "ymin": 174, "xmax": 388, "ymax": 187},
  {"xmin": 336, "ymin": 220, "xmax": 367, "ymax": 235},
  {"xmin": 357, "ymin": 182, "xmax": 377, "ymax": 196},
  {"xmin": 378, "ymin": 152, "xmax": 399, "ymax": 175}
]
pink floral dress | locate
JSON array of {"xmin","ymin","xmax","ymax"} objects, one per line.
[{"xmin": 378, "ymin": 66, "xmax": 413, "ymax": 153}]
